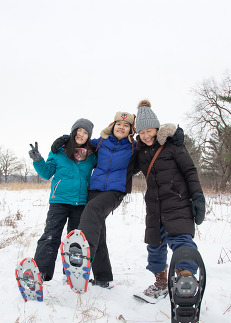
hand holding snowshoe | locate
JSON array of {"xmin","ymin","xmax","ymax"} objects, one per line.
[
  {"xmin": 191, "ymin": 192, "xmax": 206, "ymax": 225},
  {"xmin": 29, "ymin": 142, "xmax": 42, "ymax": 162}
]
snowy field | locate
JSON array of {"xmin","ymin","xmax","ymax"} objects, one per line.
[{"xmin": 0, "ymin": 189, "xmax": 230, "ymax": 323}]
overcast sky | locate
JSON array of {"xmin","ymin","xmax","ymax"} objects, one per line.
[{"xmin": 1, "ymin": 0, "xmax": 231, "ymax": 163}]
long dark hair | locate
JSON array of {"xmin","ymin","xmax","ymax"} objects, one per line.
[{"xmin": 65, "ymin": 129, "xmax": 96, "ymax": 161}]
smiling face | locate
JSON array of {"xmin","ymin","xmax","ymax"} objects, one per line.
[
  {"xmin": 75, "ymin": 128, "xmax": 89, "ymax": 146},
  {"xmin": 139, "ymin": 128, "xmax": 157, "ymax": 146},
  {"xmin": 113, "ymin": 120, "xmax": 131, "ymax": 140}
]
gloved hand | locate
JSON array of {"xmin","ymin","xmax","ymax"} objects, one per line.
[
  {"xmin": 29, "ymin": 142, "xmax": 42, "ymax": 162},
  {"xmin": 51, "ymin": 135, "xmax": 70, "ymax": 153},
  {"xmin": 170, "ymin": 125, "xmax": 184, "ymax": 146},
  {"xmin": 191, "ymin": 192, "xmax": 206, "ymax": 225}
]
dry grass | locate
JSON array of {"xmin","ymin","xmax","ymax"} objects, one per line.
[
  {"xmin": 0, "ymin": 182, "xmax": 50, "ymax": 191},
  {"xmin": 0, "ymin": 181, "xmax": 230, "ymax": 195},
  {"xmin": 218, "ymin": 247, "xmax": 231, "ymax": 264},
  {"xmin": 73, "ymin": 294, "xmax": 111, "ymax": 322},
  {"xmin": 0, "ymin": 209, "xmax": 23, "ymax": 229},
  {"xmin": 0, "ymin": 231, "xmax": 25, "ymax": 249}
]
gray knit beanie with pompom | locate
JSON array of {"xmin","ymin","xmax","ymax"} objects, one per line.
[{"xmin": 135, "ymin": 100, "xmax": 160, "ymax": 133}]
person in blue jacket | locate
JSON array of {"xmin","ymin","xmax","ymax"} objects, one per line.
[
  {"xmin": 51, "ymin": 112, "xmax": 184, "ymax": 288},
  {"xmin": 28, "ymin": 118, "xmax": 97, "ymax": 282},
  {"xmin": 79, "ymin": 112, "xmax": 136, "ymax": 287}
]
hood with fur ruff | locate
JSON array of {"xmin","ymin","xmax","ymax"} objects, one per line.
[{"xmin": 157, "ymin": 123, "xmax": 177, "ymax": 145}]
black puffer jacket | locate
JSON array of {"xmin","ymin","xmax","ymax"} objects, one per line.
[{"xmin": 135, "ymin": 139, "xmax": 203, "ymax": 245}]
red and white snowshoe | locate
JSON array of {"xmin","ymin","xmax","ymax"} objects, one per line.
[
  {"xmin": 60, "ymin": 229, "xmax": 91, "ymax": 294},
  {"xmin": 15, "ymin": 257, "xmax": 43, "ymax": 302}
]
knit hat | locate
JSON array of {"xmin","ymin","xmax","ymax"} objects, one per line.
[
  {"xmin": 113, "ymin": 112, "xmax": 135, "ymax": 125},
  {"xmin": 71, "ymin": 118, "xmax": 94, "ymax": 138},
  {"xmin": 135, "ymin": 100, "xmax": 160, "ymax": 133},
  {"xmin": 100, "ymin": 112, "xmax": 136, "ymax": 143}
]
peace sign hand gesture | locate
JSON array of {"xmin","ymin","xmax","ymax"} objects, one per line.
[{"xmin": 29, "ymin": 142, "xmax": 42, "ymax": 162}]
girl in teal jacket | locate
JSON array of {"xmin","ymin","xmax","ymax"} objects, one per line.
[
  {"xmin": 34, "ymin": 147, "xmax": 96, "ymax": 206},
  {"xmin": 28, "ymin": 118, "xmax": 97, "ymax": 281}
]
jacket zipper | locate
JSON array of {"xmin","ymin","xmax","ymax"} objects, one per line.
[
  {"xmin": 104, "ymin": 140, "xmax": 119, "ymax": 190},
  {"xmin": 171, "ymin": 180, "xmax": 182, "ymax": 198},
  {"xmin": 51, "ymin": 179, "xmax": 61, "ymax": 198}
]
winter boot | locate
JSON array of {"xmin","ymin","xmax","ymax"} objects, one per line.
[
  {"xmin": 69, "ymin": 243, "xmax": 83, "ymax": 267},
  {"xmin": 39, "ymin": 272, "xmax": 46, "ymax": 283},
  {"xmin": 89, "ymin": 279, "xmax": 109, "ymax": 288},
  {"xmin": 23, "ymin": 270, "xmax": 35, "ymax": 291},
  {"xmin": 175, "ymin": 268, "xmax": 198, "ymax": 298},
  {"xmin": 144, "ymin": 267, "xmax": 168, "ymax": 299},
  {"xmin": 175, "ymin": 268, "xmax": 193, "ymax": 277}
]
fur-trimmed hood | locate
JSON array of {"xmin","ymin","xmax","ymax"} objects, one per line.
[{"xmin": 157, "ymin": 123, "xmax": 177, "ymax": 145}]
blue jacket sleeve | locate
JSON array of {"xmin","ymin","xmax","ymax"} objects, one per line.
[{"xmin": 90, "ymin": 137, "xmax": 102, "ymax": 149}]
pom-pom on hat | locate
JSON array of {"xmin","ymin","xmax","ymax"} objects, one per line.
[
  {"xmin": 71, "ymin": 118, "xmax": 94, "ymax": 138},
  {"xmin": 135, "ymin": 100, "xmax": 160, "ymax": 133}
]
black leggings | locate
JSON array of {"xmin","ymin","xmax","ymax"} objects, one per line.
[
  {"xmin": 78, "ymin": 190, "xmax": 125, "ymax": 282},
  {"xmin": 34, "ymin": 203, "xmax": 84, "ymax": 281}
]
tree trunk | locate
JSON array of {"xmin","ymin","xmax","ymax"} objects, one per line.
[{"xmin": 220, "ymin": 165, "xmax": 231, "ymax": 191}]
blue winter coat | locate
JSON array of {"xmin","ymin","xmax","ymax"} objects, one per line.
[
  {"xmin": 33, "ymin": 149, "xmax": 97, "ymax": 205},
  {"xmin": 90, "ymin": 135, "xmax": 136, "ymax": 192}
]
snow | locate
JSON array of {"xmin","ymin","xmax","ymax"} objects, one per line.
[{"xmin": 0, "ymin": 189, "xmax": 231, "ymax": 323}]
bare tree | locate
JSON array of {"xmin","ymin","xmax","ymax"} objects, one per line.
[
  {"xmin": 187, "ymin": 73, "xmax": 231, "ymax": 190},
  {"xmin": 0, "ymin": 147, "xmax": 3, "ymax": 183},
  {"xmin": 0, "ymin": 148, "xmax": 23, "ymax": 182},
  {"xmin": 19, "ymin": 158, "xmax": 32, "ymax": 182}
]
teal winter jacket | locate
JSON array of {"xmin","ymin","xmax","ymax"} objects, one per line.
[{"xmin": 33, "ymin": 149, "xmax": 97, "ymax": 206}]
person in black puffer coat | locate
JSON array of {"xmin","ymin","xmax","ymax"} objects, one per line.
[{"xmin": 133, "ymin": 100, "xmax": 206, "ymax": 301}]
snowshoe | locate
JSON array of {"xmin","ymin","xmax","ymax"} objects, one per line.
[
  {"xmin": 15, "ymin": 257, "xmax": 43, "ymax": 302},
  {"xmin": 168, "ymin": 247, "xmax": 206, "ymax": 323},
  {"xmin": 133, "ymin": 288, "xmax": 168, "ymax": 304},
  {"xmin": 60, "ymin": 229, "xmax": 91, "ymax": 294},
  {"xmin": 134, "ymin": 266, "xmax": 168, "ymax": 304}
]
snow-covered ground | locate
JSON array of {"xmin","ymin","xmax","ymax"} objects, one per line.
[{"xmin": 0, "ymin": 189, "xmax": 230, "ymax": 323}]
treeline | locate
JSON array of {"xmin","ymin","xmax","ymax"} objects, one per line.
[
  {"xmin": 185, "ymin": 73, "xmax": 231, "ymax": 191},
  {"xmin": 1, "ymin": 73, "xmax": 230, "ymax": 191},
  {"xmin": 0, "ymin": 149, "xmax": 46, "ymax": 184}
]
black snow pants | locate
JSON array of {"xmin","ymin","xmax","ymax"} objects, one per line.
[
  {"xmin": 78, "ymin": 190, "xmax": 126, "ymax": 282},
  {"xmin": 34, "ymin": 203, "xmax": 85, "ymax": 281}
]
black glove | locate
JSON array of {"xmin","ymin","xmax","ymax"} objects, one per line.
[
  {"xmin": 51, "ymin": 135, "xmax": 70, "ymax": 153},
  {"xmin": 29, "ymin": 142, "xmax": 42, "ymax": 162},
  {"xmin": 191, "ymin": 192, "xmax": 206, "ymax": 225},
  {"xmin": 169, "ymin": 126, "xmax": 184, "ymax": 146}
]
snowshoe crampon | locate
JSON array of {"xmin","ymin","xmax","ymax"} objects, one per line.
[
  {"xmin": 168, "ymin": 247, "xmax": 206, "ymax": 323},
  {"xmin": 60, "ymin": 229, "xmax": 91, "ymax": 294},
  {"xmin": 15, "ymin": 257, "xmax": 43, "ymax": 302}
]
